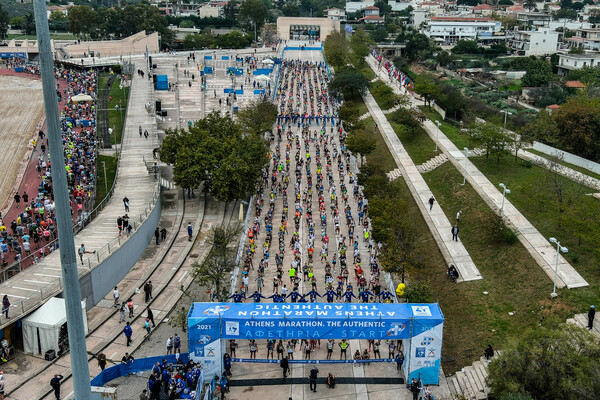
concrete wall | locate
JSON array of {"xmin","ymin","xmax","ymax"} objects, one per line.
[
  {"xmin": 532, "ymin": 141, "xmax": 600, "ymax": 175},
  {"xmin": 79, "ymin": 196, "xmax": 162, "ymax": 309},
  {"xmin": 277, "ymin": 17, "xmax": 340, "ymax": 41},
  {"xmin": 64, "ymin": 31, "xmax": 160, "ymax": 58}
]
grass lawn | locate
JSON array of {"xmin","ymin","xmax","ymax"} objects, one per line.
[
  {"xmin": 389, "ymin": 120, "xmax": 438, "ymax": 165},
  {"xmin": 94, "ymin": 155, "xmax": 118, "ymax": 208},
  {"xmin": 345, "ymin": 95, "xmax": 368, "ymax": 117},
  {"xmin": 422, "ymin": 162, "xmax": 575, "ymax": 374},
  {"xmin": 362, "ymin": 117, "xmax": 396, "ymax": 173},
  {"xmin": 526, "ymin": 148, "xmax": 600, "ymax": 181},
  {"xmin": 469, "ymin": 155, "xmax": 600, "ymax": 318},
  {"xmin": 99, "ymin": 74, "xmax": 130, "ymax": 144},
  {"xmin": 420, "ymin": 107, "xmax": 473, "ymax": 149}
]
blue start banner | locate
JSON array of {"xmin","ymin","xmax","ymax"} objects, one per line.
[{"xmin": 188, "ymin": 302, "xmax": 444, "ymax": 385}]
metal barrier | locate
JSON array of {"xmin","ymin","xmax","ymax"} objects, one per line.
[{"xmin": 91, "ymin": 353, "xmax": 190, "ymax": 386}]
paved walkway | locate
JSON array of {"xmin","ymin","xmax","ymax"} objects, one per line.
[
  {"xmin": 365, "ymin": 55, "xmax": 588, "ymax": 289},
  {"xmin": 0, "ymin": 61, "xmax": 160, "ymax": 330},
  {"xmin": 362, "ymin": 92, "xmax": 481, "ymax": 282}
]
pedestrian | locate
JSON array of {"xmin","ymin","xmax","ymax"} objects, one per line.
[
  {"xmin": 2, "ymin": 296, "xmax": 9, "ymax": 319},
  {"xmin": 127, "ymin": 298, "xmax": 134, "ymax": 317},
  {"xmin": 410, "ymin": 378, "xmax": 420, "ymax": 400},
  {"xmin": 50, "ymin": 374, "xmax": 63, "ymax": 400},
  {"xmin": 97, "ymin": 353, "xmax": 107, "ymax": 370},
  {"xmin": 117, "ymin": 216, "xmax": 123, "ymax": 235},
  {"xmin": 123, "ymin": 196, "xmax": 130, "ymax": 212},
  {"xmin": 428, "ymin": 196, "xmax": 435, "ymax": 211},
  {"xmin": 395, "ymin": 352, "xmax": 404, "ymax": 373},
  {"xmin": 451, "ymin": 224, "xmax": 459, "ymax": 241},
  {"xmin": 166, "ymin": 336, "xmax": 173, "ymax": 354},
  {"xmin": 119, "ymin": 302, "xmax": 127, "ymax": 323},
  {"xmin": 456, "ymin": 210, "xmax": 462, "ymax": 223},
  {"xmin": 339, "ymin": 339, "xmax": 348, "ymax": 359},
  {"xmin": 78, "ymin": 243, "xmax": 94, "ymax": 265},
  {"xmin": 123, "ymin": 322, "xmax": 133, "ymax": 346},
  {"xmin": 160, "ymin": 227, "xmax": 167, "ymax": 241},
  {"xmin": 122, "ymin": 214, "xmax": 129, "ymax": 231},
  {"xmin": 484, "ymin": 344, "xmax": 494, "ymax": 360},
  {"xmin": 13, "ymin": 193, "xmax": 20, "ymax": 209},
  {"xmin": 588, "ymin": 305, "xmax": 595, "ymax": 330},
  {"xmin": 0, "ymin": 371, "xmax": 5, "ymax": 400},
  {"xmin": 144, "ymin": 281, "xmax": 151, "ymax": 302},
  {"xmin": 144, "ymin": 318, "xmax": 152, "ymax": 341},
  {"xmin": 280, "ymin": 356, "xmax": 289, "ymax": 378},
  {"xmin": 309, "ymin": 365, "xmax": 319, "ymax": 392},
  {"xmin": 139, "ymin": 389, "xmax": 149, "ymax": 400},
  {"xmin": 154, "ymin": 227, "xmax": 160, "ymax": 245},
  {"xmin": 147, "ymin": 308, "xmax": 155, "ymax": 327},
  {"xmin": 187, "ymin": 222, "xmax": 193, "ymax": 241},
  {"xmin": 173, "ymin": 333, "xmax": 181, "ymax": 354},
  {"xmin": 113, "ymin": 286, "xmax": 120, "ymax": 307}
]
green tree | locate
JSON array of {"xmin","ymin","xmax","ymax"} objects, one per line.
[
  {"xmin": 413, "ymin": 75, "xmax": 440, "ymax": 109},
  {"xmin": 553, "ymin": 8, "xmax": 578, "ymax": 20},
  {"xmin": 390, "ymin": 108, "xmax": 425, "ymax": 137},
  {"xmin": 567, "ymin": 65, "xmax": 600, "ymax": 86},
  {"xmin": 237, "ymin": 98, "xmax": 278, "ymax": 136},
  {"xmin": 323, "ymin": 30, "xmax": 349, "ymax": 70},
  {"xmin": 403, "ymin": 281, "xmax": 432, "ymax": 302},
  {"xmin": 183, "ymin": 33, "xmax": 214, "ymax": 49},
  {"xmin": 522, "ymin": 59, "xmax": 553, "ymax": 87},
  {"xmin": 179, "ymin": 19, "xmax": 195, "ymax": 28},
  {"xmin": 469, "ymin": 121, "xmax": 514, "ymax": 166},
  {"xmin": 452, "ymin": 39, "xmax": 481, "ymax": 54},
  {"xmin": 281, "ymin": 2, "xmax": 300, "ymax": 16},
  {"xmin": 524, "ymin": 0, "xmax": 536, "ymax": 11},
  {"xmin": 553, "ymin": 94, "xmax": 600, "ymax": 161},
  {"xmin": 404, "ymin": 33, "xmax": 435, "ymax": 62},
  {"xmin": 192, "ymin": 225, "xmax": 242, "ymax": 301},
  {"xmin": 487, "ymin": 324, "xmax": 600, "ymax": 400},
  {"xmin": 0, "ymin": 4, "xmax": 8, "ymax": 41},
  {"xmin": 345, "ymin": 128, "xmax": 377, "ymax": 166},
  {"xmin": 328, "ymin": 68, "xmax": 369, "ymax": 98},
  {"xmin": 372, "ymin": 82, "xmax": 397, "ymax": 109},
  {"xmin": 238, "ymin": 0, "xmax": 266, "ymax": 33},
  {"xmin": 339, "ymin": 102, "xmax": 360, "ymax": 129},
  {"xmin": 435, "ymin": 51, "xmax": 453, "ymax": 66},
  {"xmin": 22, "ymin": 13, "xmax": 35, "ymax": 35},
  {"xmin": 160, "ymin": 112, "xmax": 270, "ymax": 203},
  {"xmin": 68, "ymin": 6, "xmax": 96, "ymax": 38},
  {"xmin": 349, "ymin": 27, "xmax": 374, "ymax": 65},
  {"xmin": 370, "ymin": 27, "xmax": 388, "ymax": 42}
]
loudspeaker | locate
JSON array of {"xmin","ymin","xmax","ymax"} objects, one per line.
[
  {"xmin": 155, "ymin": 100, "xmax": 162, "ymax": 112},
  {"xmin": 45, "ymin": 349, "xmax": 56, "ymax": 361},
  {"xmin": 149, "ymin": 56, "xmax": 152, "ymax": 67}
]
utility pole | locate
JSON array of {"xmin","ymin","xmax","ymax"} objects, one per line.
[{"xmin": 32, "ymin": 1, "xmax": 91, "ymax": 400}]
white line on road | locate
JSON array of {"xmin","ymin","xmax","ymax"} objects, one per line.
[
  {"xmin": 12, "ymin": 286, "xmax": 40, "ymax": 292},
  {"xmin": 178, "ymin": 271, "xmax": 188, "ymax": 283},
  {"xmin": 34, "ymin": 273, "xmax": 60, "ymax": 278},
  {"xmin": 23, "ymin": 279, "xmax": 48, "ymax": 284}
]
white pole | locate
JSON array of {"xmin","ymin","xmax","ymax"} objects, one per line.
[{"xmin": 552, "ymin": 241, "xmax": 559, "ymax": 297}]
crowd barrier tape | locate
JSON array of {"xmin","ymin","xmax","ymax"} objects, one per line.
[
  {"xmin": 231, "ymin": 358, "xmax": 395, "ymax": 364},
  {"xmin": 91, "ymin": 353, "xmax": 190, "ymax": 386}
]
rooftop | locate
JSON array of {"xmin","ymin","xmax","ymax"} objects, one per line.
[
  {"xmin": 565, "ymin": 80, "xmax": 585, "ymax": 88},
  {"xmin": 429, "ymin": 16, "xmax": 495, "ymax": 22}
]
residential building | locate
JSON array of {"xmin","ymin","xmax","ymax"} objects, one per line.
[
  {"xmin": 46, "ymin": 5, "xmax": 71, "ymax": 19},
  {"xmin": 508, "ymin": 27, "xmax": 559, "ymax": 56},
  {"xmin": 516, "ymin": 12, "xmax": 552, "ymax": 28},
  {"xmin": 388, "ymin": 0, "xmax": 412, "ymax": 12},
  {"xmin": 471, "ymin": 3, "xmax": 494, "ymax": 16},
  {"xmin": 423, "ymin": 16, "xmax": 501, "ymax": 44},
  {"xmin": 324, "ymin": 7, "xmax": 347, "ymax": 21},
  {"xmin": 566, "ymin": 28, "xmax": 600, "ymax": 51},
  {"xmin": 556, "ymin": 52, "xmax": 600, "ymax": 75},
  {"xmin": 199, "ymin": 2, "xmax": 226, "ymax": 18},
  {"xmin": 359, "ymin": 6, "xmax": 384, "ymax": 23},
  {"xmin": 346, "ymin": 1, "xmax": 375, "ymax": 15}
]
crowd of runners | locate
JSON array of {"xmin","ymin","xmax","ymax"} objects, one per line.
[
  {"xmin": 0, "ymin": 60, "xmax": 99, "ymax": 276},
  {"xmin": 225, "ymin": 56, "xmax": 401, "ymax": 366}
]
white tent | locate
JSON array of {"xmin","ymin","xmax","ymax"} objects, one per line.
[
  {"xmin": 22, "ymin": 297, "xmax": 88, "ymax": 355},
  {"xmin": 261, "ymin": 59, "xmax": 274, "ymax": 65},
  {"xmin": 70, "ymin": 94, "xmax": 93, "ymax": 103}
]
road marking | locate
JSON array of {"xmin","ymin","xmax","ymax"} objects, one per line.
[
  {"xmin": 110, "ymin": 351, "xmax": 118, "ymax": 360},
  {"xmin": 0, "ymin": 294, "xmax": 28, "ymax": 299},
  {"xmin": 23, "ymin": 279, "xmax": 48, "ymax": 284},
  {"xmin": 44, "ymin": 267, "xmax": 61, "ymax": 271},
  {"xmin": 12, "ymin": 286, "xmax": 39, "ymax": 292},
  {"xmin": 34, "ymin": 273, "xmax": 60, "ymax": 278},
  {"xmin": 178, "ymin": 271, "xmax": 188, "ymax": 283}
]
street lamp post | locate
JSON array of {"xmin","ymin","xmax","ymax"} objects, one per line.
[
  {"xmin": 461, "ymin": 147, "xmax": 471, "ymax": 186},
  {"xmin": 549, "ymin": 237, "xmax": 568, "ymax": 298},
  {"xmin": 499, "ymin": 183, "xmax": 511, "ymax": 218},
  {"xmin": 434, "ymin": 120, "xmax": 441, "ymax": 152},
  {"xmin": 102, "ymin": 161, "xmax": 108, "ymax": 196},
  {"xmin": 501, "ymin": 110, "xmax": 513, "ymax": 129}
]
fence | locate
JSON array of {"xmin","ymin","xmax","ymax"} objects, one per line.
[
  {"xmin": 91, "ymin": 353, "xmax": 190, "ymax": 386},
  {"xmin": 532, "ymin": 141, "xmax": 600, "ymax": 175}
]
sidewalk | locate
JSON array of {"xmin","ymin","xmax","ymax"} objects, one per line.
[
  {"xmin": 367, "ymin": 54, "xmax": 588, "ymax": 289},
  {"xmin": 362, "ymin": 92, "xmax": 482, "ymax": 282},
  {"xmin": 0, "ymin": 61, "xmax": 160, "ymax": 330}
]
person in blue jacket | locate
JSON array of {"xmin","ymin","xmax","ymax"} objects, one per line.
[
  {"xmin": 229, "ymin": 291, "xmax": 245, "ymax": 303},
  {"xmin": 123, "ymin": 322, "xmax": 133, "ymax": 346},
  {"xmin": 250, "ymin": 291, "xmax": 266, "ymax": 302},
  {"xmin": 343, "ymin": 289, "xmax": 356, "ymax": 303}
]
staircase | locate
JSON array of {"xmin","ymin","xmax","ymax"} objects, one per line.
[
  {"xmin": 386, "ymin": 168, "xmax": 402, "ymax": 181},
  {"xmin": 567, "ymin": 313, "xmax": 599, "ymax": 335},
  {"xmin": 417, "ymin": 153, "xmax": 449, "ymax": 173},
  {"xmin": 447, "ymin": 351, "xmax": 501, "ymax": 400}
]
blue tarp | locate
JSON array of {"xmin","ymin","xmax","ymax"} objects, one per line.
[
  {"xmin": 235, "ymin": 89, "xmax": 243, "ymax": 95},
  {"xmin": 222, "ymin": 56, "xmax": 229, "ymax": 60},
  {"xmin": 253, "ymin": 89, "xmax": 265, "ymax": 95},
  {"xmin": 155, "ymin": 75, "xmax": 168, "ymax": 90},
  {"xmin": 0, "ymin": 52, "xmax": 26, "ymax": 58},
  {"xmin": 223, "ymin": 88, "xmax": 233, "ymax": 94},
  {"xmin": 205, "ymin": 67, "xmax": 213, "ymax": 74},
  {"xmin": 284, "ymin": 46, "xmax": 323, "ymax": 51},
  {"xmin": 253, "ymin": 68, "xmax": 273, "ymax": 76},
  {"xmin": 204, "ymin": 56, "xmax": 212, "ymax": 60},
  {"xmin": 14, "ymin": 67, "xmax": 23, "ymax": 72}
]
